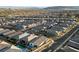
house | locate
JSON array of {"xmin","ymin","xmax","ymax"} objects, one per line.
[
  {"xmin": 0, "ymin": 41, "xmax": 11, "ymax": 51},
  {"xmin": 6, "ymin": 45, "xmax": 22, "ymax": 52},
  {"xmin": 28, "ymin": 36, "xmax": 48, "ymax": 48},
  {"xmin": 0, "ymin": 29, "xmax": 10, "ymax": 36}
]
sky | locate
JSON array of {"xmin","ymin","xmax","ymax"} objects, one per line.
[{"xmin": 0, "ymin": 0, "xmax": 79, "ymax": 7}]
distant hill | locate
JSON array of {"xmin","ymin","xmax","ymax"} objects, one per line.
[
  {"xmin": 0, "ymin": 6, "xmax": 42, "ymax": 10},
  {"xmin": 0, "ymin": 6, "xmax": 47, "ymax": 16},
  {"xmin": 44, "ymin": 6, "xmax": 79, "ymax": 11}
]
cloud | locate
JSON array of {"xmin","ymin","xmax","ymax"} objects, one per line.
[{"xmin": 0, "ymin": 0, "xmax": 78, "ymax": 7}]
